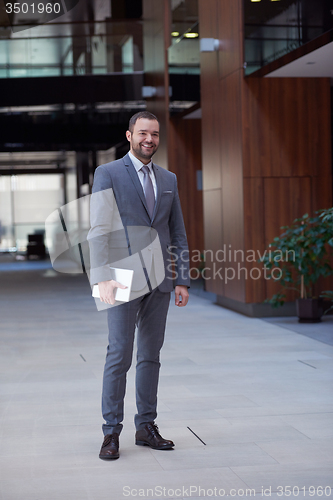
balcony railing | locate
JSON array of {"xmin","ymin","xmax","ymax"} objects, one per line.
[
  {"xmin": 0, "ymin": 20, "xmax": 143, "ymax": 78},
  {"xmin": 244, "ymin": 0, "xmax": 333, "ymax": 75}
]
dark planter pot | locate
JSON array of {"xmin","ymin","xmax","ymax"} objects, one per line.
[{"xmin": 296, "ymin": 298, "xmax": 324, "ymax": 323}]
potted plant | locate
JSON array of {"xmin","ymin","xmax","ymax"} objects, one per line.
[{"xmin": 261, "ymin": 208, "xmax": 333, "ymax": 322}]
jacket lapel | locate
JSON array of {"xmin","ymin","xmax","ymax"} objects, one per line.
[{"xmin": 123, "ymin": 154, "xmax": 150, "ymax": 217}]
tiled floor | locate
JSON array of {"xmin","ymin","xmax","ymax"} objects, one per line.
[
  {"xmin": 0, "ymin": 265, "xmax": 332, "ymax": 500},
  {"xmin": 263, "ymin": 316, "xmax": 333, "ymax": 346}
]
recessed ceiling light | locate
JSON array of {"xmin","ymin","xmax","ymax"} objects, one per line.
[
  {"xmin": 171, "ymin": 32, "xmax": 180, "ymax": 37},
  {"xmin": 185, "ymin": 33, "xmax": 199, "ymax": 38},
  {"xmin": 251, "ymin": 0, "xmax": 261, "ymax": 2}
]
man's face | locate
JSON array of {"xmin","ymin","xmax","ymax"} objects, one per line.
[{"xmin": 126, "ymin": 118, "xmax": 160, "ymax": 164}]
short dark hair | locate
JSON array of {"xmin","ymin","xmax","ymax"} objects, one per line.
[{"xmin": 128, "ymin": 111, "xmax": 159, "ymax": 133}]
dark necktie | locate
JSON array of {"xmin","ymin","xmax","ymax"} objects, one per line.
[{"xmin": 141, "ymin": 165, "xmax": 155, "ymax": 218}]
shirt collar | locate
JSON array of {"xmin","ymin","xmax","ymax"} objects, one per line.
[{"xmin": 129, "ymin": 151, "xmax": 153, "ymax": 173}]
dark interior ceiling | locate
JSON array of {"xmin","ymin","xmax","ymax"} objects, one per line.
[
  {"xmin": 0, "ymin": 0, "xmax": 141, "ymax": 153},
  {"xmin": 0, "ymin": 0, "xmax": 200, "ymax": 154}
]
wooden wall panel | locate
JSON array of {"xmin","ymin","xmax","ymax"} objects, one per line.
[
  {"xmin": 168, "ymin": 118, "xmax": 204, "ymax": 267},
  {"xmin": 243, "ymin": 177, "xmax": 266, "ymax": 303},
  {"xmin": 198, "ymin": 0, "xmax": 333, "ymax": 309},
  {"xmin": 217, "ymin": 0, "xmax": 243, "ymax": 79},
  {"xmin": 242, "ymin": 80, "xmax": 272, "ymax": 179},
  {"xmin": 312, "ymin": 175, "xmax": 333, "ymax": 213},
  {"xmin": 202, "ymin": 188, "xmax": 224, "ymax": 295},
  {"xmin": 198, "ymin": 0, "xmax": 218, "ymax": 39},
  {"xmin": 200, "ymin": 0, "xmax": 245, "ymax": 301},
  {"xmin": 199, "ymin": 0, "xmax": 222, "ymax": 191},
  {"xmin": 263, "ymin": 176, "xmax": 312, "ymax": 301},
  {"xmin": 220, "ymin": 70, "xmax": 245, "ymax": 302},
  {"xmin": 307, "ymin": 78, "xmax": 332, "ymax": 178},
  {"xmin": 243, "ymin": 78, "xmax": 332, "ymax": 179},
  {"xmin": 264, "ymin": 178, "xmax": 312, "ymax": 245},
  {"xmin": 242, "ymin": 76, "xmax": 332, "ymax": 304},
  {"xmin": 200, "ymin": 59, "xmax": 222, "ymax": 190}
]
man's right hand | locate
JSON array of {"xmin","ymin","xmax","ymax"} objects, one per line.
[{"xmin": 98, "ymin": 280, "xmax": 127, "ymax": 305}]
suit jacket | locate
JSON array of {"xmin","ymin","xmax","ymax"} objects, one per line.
[{"xmin": 87, "ymin": 153, "xmax": 190, "ymax": 293}]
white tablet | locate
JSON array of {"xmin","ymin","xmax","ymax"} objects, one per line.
[{"xmin": 92, "ymin": 268, "xmax": 134, "ymax": 302}]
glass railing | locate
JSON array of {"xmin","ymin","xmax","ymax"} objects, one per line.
[
  {"xmin": 168, "ymin": 21, "xmax": 200, "ymax": 75},
  {"xmin": 0, "ymin": 20, "xmax": 143, "ymax": 78},
  {"xmin": 167, "ymin": 20, "xmax": 200, "ymax": 111},
  {"xmin": 244, "ymin": 0, "xmax": 333, "ymax": 75}
]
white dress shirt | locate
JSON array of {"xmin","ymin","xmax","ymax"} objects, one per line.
[{"xmin": 128, "ymin": 151, "xmax": 157, "ymax": 198}]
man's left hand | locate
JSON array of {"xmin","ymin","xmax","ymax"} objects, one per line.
[{"xmin": 175, "ymin": 285, "xmax": 189, "ymax": 307}]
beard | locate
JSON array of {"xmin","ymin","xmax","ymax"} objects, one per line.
[{"xmin": 131, "ymin": 141, "xmax": 158, "ymax": 161}]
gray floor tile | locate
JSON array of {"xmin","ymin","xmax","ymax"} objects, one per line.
[
  {"xmin": 150, "ymin": 442, "xmax": 278, "ymax": 470},
  {"xmin": 231, "ymin": 463, "xmax": 333, "ymax": 491},
  {"xmin": 279, "ymin": 413, "xmax": 333, "ymax": 439},
  {"xmin": 0, "ymin": 268, "xmax": 332, "ymax": 499},
  {"xmin": 256, "ymin": 437, "xmax": 333, "ymax": 464}
]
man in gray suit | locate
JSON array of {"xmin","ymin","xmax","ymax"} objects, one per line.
[{"xmin": 88, "ymin": 111, "xmax": 190, "ymax": 460}]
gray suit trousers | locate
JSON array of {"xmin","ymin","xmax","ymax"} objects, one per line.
[{"xmin": 102, "ymin": 288, "xmax": 171, "ymax": 435}]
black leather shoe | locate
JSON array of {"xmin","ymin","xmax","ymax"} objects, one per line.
[
  {"xmin": 99, "ymin": 433, "xmax": 119, "ymax": 460},
  {"xmin": 135, "ymin": 423, "xmax": 174, "ymax": 450}
]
